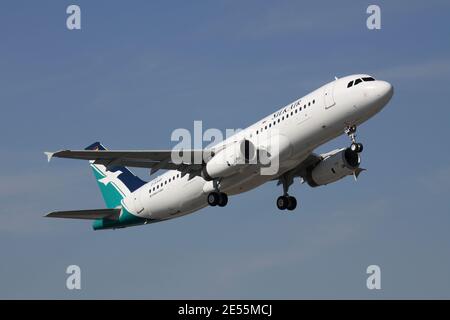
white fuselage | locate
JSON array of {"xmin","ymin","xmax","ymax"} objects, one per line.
[{"xmin": 122, "ymin": 74, "xmax": 393, "ymax": 221}]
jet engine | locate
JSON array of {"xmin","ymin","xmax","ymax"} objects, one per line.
[
  {"xmin": 201, "ymin": 139, "xmax": 257, "ymax": 181},
  {"xmin": 305, "ymin": 148, "xmax": 361, "ymax": 187}
]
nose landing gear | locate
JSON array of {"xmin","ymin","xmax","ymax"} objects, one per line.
[
  {"xmin": 345, "ymin": 125, "xmax": 363, "ymax": 153},
  {"xmin": 350, "ymin": 143, "xmax": 363, "ymax": 153}
]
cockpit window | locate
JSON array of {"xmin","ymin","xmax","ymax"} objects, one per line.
[{"xmin": 348, "ymin": 77, "xmax": 374, "ymax": 88}]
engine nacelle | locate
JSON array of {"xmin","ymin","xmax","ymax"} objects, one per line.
[
  {"xmin": 305, "ymin": 148, "xmax": 360, "ymax": 187},
  {"xmin": 202, "ymin": 139, "xmax": 256, "ymax": 181}
]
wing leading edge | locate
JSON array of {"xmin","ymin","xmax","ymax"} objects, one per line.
[
  {"xmin": 45, "ymin": 208, "xmax": 121, "ymax": 220},
  {"xmin": 45, "ymin": 149, "xmax": 209, "ymax": 175}
]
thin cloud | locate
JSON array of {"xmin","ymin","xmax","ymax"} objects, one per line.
[
  {"xmin": 0, "ymin": 166, "xmax": 92, "ymax": 234},
  {"xmin": 376, "ymin": 59, "xmax": 450, "ymax": 81},
  {"xmin": 213, "ymin": 198, "xmax": 390, "ymax": 290},
  {"xmin": 417, "ymin": 165, "xmax": 450, "ymax": 196}
]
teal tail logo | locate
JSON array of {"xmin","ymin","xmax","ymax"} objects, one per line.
[{"xmin": 85, "ymin": 142, "xmax": 146, "ymax": 209}]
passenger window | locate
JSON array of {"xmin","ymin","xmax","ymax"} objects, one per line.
[
  {"xmin": 308, "ymin": 102, "xmax": 310, "ymax": 106},
  {"xmin": 347, "ymin": 81, "xmax": 353, "ymax": 88},
  {"xmin": 354, "ymin": 78, "xmax": 362, "ymax": 85},
  {"xmin": 313, "ymin": 99, "xmax": 315, "ymax": 104}
]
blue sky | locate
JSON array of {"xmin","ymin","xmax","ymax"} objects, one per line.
[{"xmin": 1, "ymin": 0, "xmax": 450, "ymax": 298}]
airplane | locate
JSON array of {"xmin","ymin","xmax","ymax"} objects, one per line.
[{"xmin": 45, "ymin": 74, "xmax": 393, "ymax": 230}]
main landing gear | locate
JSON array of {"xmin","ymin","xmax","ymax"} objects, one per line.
[
  {"xmin": 276, "ymin": 173, "xmax": 297, "ymax": 211},
  {"xmin": 276, "ymin": 195, "xmax": 297, "ymax": 211},
  {"xmin": 207, "ymin": 179, "xmax": 228, "ymax": 207},
  {"xmin": 207, "ymin": 191, "xmax": 228, "ymax": 207},
  {"xmin": 345, "ymin": 125, "xmax": 364, "ymax": 153}
]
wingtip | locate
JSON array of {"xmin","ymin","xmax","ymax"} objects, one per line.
[
  {"xmin": 353, "ymin": 167, "xmax": 367, "ymax": 180},
  {"xmin": 44, "ymin": 211, "xmax": 54, "ymax": 218},
  {"xmin": 44, "ymin": 152, "xmax": 54, "ymax": 162}
]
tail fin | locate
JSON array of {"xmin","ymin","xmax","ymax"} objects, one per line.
[{"xmin": 85, "ymin": 142, "xmax": 146, "ymax": 209}]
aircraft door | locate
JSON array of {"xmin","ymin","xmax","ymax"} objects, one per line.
[
  {"xmin": 134, "ymin": 192, "xmax": 145, "ymax": 214},
  {"xmin": 323, "ymin": 81, "xmax": 336, "ymax": 109}
]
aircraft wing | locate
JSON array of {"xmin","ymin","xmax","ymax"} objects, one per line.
[
  {"xmin": 275, "ymin": 149, "xmax": 365, "ymax": 185},
  {"xmin": 45, "ymin": 149, "xmax": 209, "ymax": 175},
  {"xmin": 273, "ymin": 151, "xmax": 326, "ymax": 180},
  {"xmin": 45, "ymin": 208, "xmax": 121, "ymax": 220},
  {"xmin": 294, "ymin": 150, "xmax": 365, "ymax": 179}
]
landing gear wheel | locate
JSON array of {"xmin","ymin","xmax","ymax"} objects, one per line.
[
  {"xmin": 351, "ymin": 142, "xmax": 363, "ymax": 153},
  {"xmin": 356, "ymin": 143, "xmax": 363, "ymax": 153},
  {"xmin": 277, "ymin": 196, "xmax": 288, "ymax": 210},
  {"xmin": 286, "ymin": 196, "xmax": 297, "ymax": 211},
  {"xmin": 207, "ymin": 192, "xmax": 228, "ymax": 207},
  {"xmin": 346, "ymin": 126, "xmax": 363, "ymax": 153},
  {"xmin": 277, "ymin": 174, "xmax": 299, "ymax": 211},
  {"xmin": 207, "ymin": 192, "xmax": 220, "ymax": 206},
  {"xmin": 218, "ymin": 193, "xmax": 228, "ymax": 207}
]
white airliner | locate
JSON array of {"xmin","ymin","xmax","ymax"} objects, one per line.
[{"xmin": 45, "ymin": 74, "xmax": 393, "ymax": 230}]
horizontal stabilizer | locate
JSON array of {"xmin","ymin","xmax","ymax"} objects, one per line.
[{"xmin": 45, "ymin": 208, "xmax": 120, "ymax": 220}]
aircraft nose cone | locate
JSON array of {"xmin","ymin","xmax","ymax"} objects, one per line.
[
  {"xmin": 361, "ymin": 80, "xmax": 394, "ymax": 113},
  {"xmin": 376, "ymin": 80, "xmax": 394, "ymax": 103}
]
